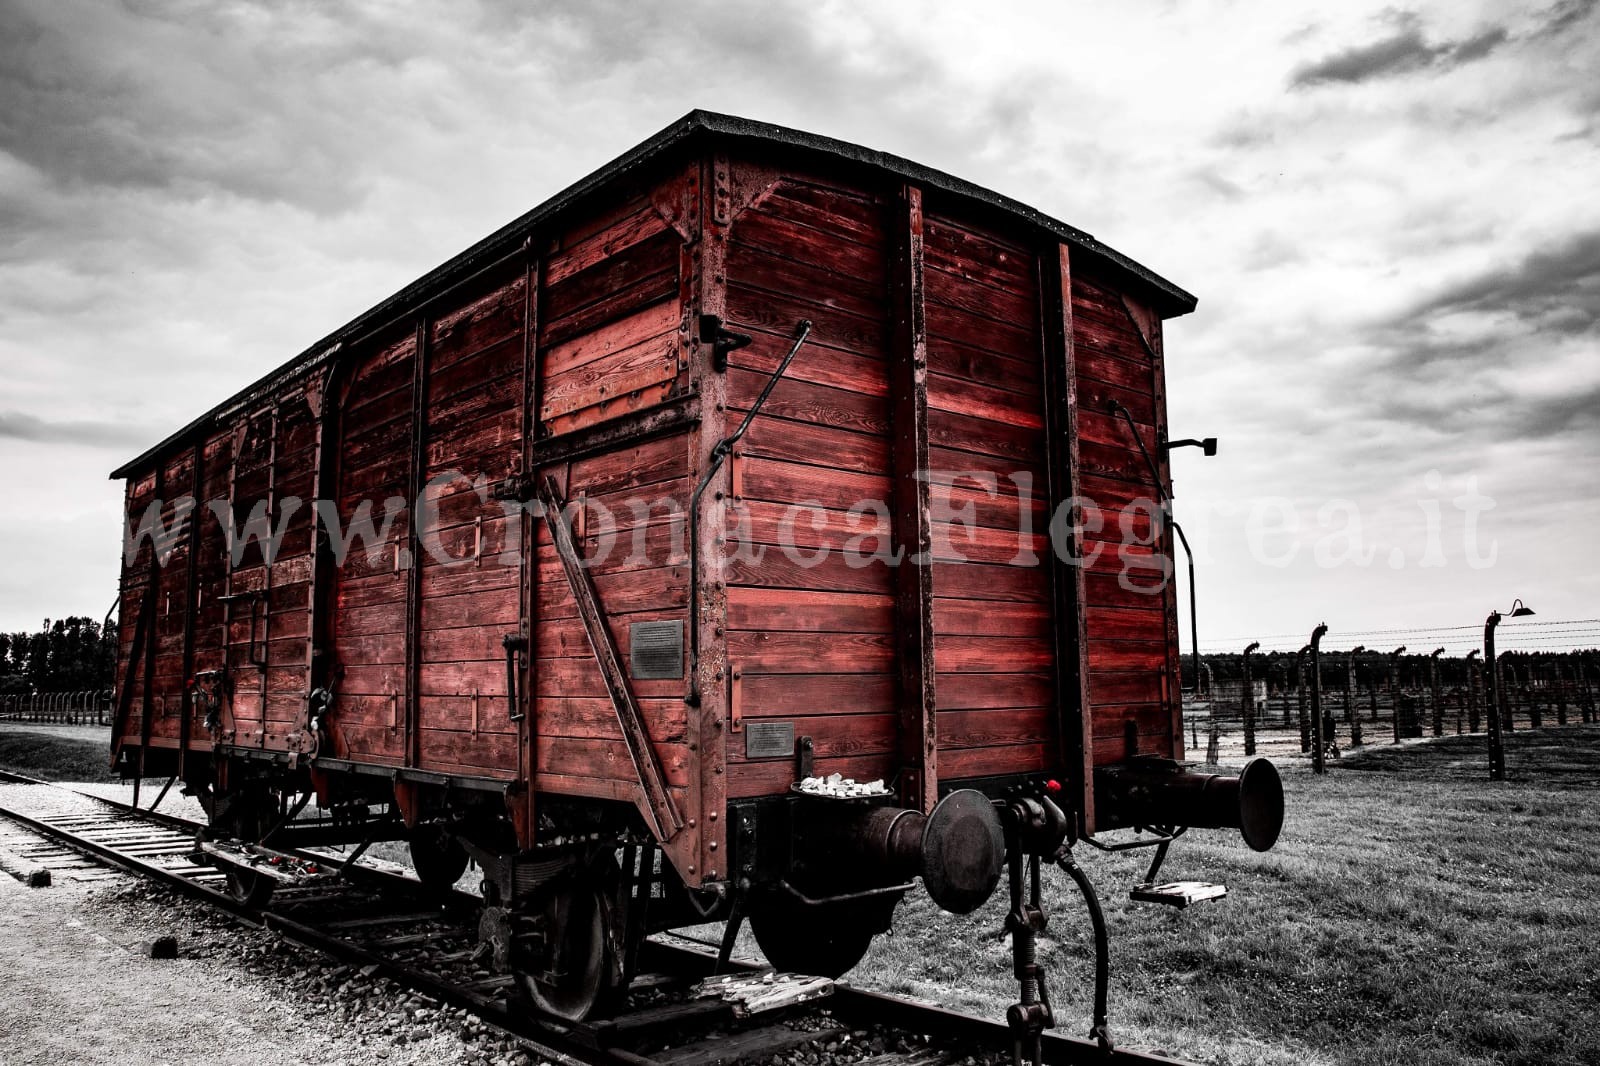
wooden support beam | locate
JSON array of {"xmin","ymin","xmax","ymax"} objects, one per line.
[
  {"xmin": 887, "ymin": 183, "xmax": 938, "ymax": 816},
  {"xmin": 258, "ymin": 405, "xmax": 279, "ymax": 749},
  {"xmin": 177, "ymin": 442, "xmax": 204, "ymax": 780},
  {"xmin": 404, "ymin": 319, "xmax": 430, "ymax": 770},
  {"xmin": 307, "ymin": 356, "xmax": 347, "ymax": 713},
  {"xmin": 524, "ymin": 394, "xmax": 699, "ymax": 473},
  {"xmin": 515, "ymin": 245, "xmax": 540, "ymax": 844},
  {"xmin": 536, "ymin": 476, "xmax": 683, "ymax": 840},
  {"xmin": 690, "ymin": 154, "xmax": 731, "ymax": 882},
  {"xmin": 136, "ymin": 461, "xmax": 164, "ymax": 793},
  {"xmin": 1040, "ymin": 242, "xmax": 1095, "ymax": 834}
]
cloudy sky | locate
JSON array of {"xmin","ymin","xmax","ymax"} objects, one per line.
[{"xmin": 1, "ymin": 0, "xmax": 1596, "ymax": 654}]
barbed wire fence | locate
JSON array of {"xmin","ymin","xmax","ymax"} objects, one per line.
[
  {"xmin": 0, "ymin": 689, "xmax": 113, "ymax": 726},
  {"xmin": 1180, "ymin": 619, "xmax": 1600, "ymax": 766}
]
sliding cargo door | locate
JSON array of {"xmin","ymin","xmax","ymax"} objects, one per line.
[
  {"xmin": 527, "ymin": 189, "xmax": 691, "ymax": 812},
  {"xmin": 325, "ymin": 329, "xmax": 417, "ymax": 766},
  {"xmin": 923, "ymin": 210, "xmax": 1056, "ymax": 783}
]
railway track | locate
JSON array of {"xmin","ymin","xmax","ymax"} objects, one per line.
[{"xmin": 0, "ymin": 773, "xmax": 1194, "ymax": 1066}]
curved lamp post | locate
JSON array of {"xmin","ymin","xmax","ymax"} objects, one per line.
[{"xmin": 1485, "ymin": 599, "xmax": 1535, "ymax": 781}]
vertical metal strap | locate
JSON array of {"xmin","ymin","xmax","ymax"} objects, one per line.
[
  {"xmin": 1039, "ymin": 242, "xmax": 1093, "ymax": 831},
  {"xmin": 887, "ymin": 182, "xmax": 937, "ymax": 816}
]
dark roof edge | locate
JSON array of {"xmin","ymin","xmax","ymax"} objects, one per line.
[
  {"xmin": 692, "ymin": 111, "xmax": 1196, "ymax": 315},
  {"xmin": 111, "ymin": 109, "xmax": 1196, "ymax": 480}
]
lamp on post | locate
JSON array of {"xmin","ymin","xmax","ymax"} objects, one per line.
[
  {"xmin": 1389, "ymin": 646, "xmax": 1407, "ymax": 743},
  {"xmin": 1346, "ymin": 646, "xmax": 1365, "ymax": 747},
  {"xmin": 1484, "ymin": 599, "xmax": 1534, "ymax": 781}
]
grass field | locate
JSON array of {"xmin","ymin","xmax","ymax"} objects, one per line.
[
  {"xmin": 3, "ymin": 722, "xmax": 1595, "ymax": 1063},
  {"xmin": 0, "ymin": 727, "xmax": 116, "ymax": 781},
  {"xmin": 853, "ymin": 725, "xmax": 1600, "ymax": 1066}
]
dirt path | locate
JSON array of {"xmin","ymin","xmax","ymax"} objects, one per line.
[{"xmin": 0, "ymin": 871, "xmax": 542, "ymax": 1065}]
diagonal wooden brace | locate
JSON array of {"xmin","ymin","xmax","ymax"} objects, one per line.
[{"xmin": 537, "ymin": 476, "xmax": 684, "ymax": 840}]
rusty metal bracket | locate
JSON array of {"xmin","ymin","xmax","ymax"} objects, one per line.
[
  {"xmin": 537, "ymin": 476, "xmax": 683, "ymax": 840},
  {"xmin": 685, "ymin": 319, "xmax": 812, "ymax": 705},
  {"xmin": 490, "ymin": 471, "xmax": 535, "ymax": 503},
  {"xmin": 698, "ymin": 313, "xmax": 753, "ymax": 372},
  {"xmin": 502, "ymin": 631, "xmax": 527, "ymax": 723},
  {"xmin": 794, "ymin": 735, "xmax": 815, "ymax": 781}
]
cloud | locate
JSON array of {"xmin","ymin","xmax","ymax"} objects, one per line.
[
  {"xmin": 0, "ymin": 410, "xmax": 156, "ymax": 448},
  {"xmin": 1498, "ymin": 383, "xmax": 1600, "ymax": 441},
  {"xmin": 1414, "ymin": 229, "xmax": 1600, "ymax": 336},
  {"xmin": 1290, "ymin": 23, "xmax": 1510, "ymax": 87},
  {"xmin": 1, "ymin": 0, "xmax": 1597, "ymax": 643},
  {"xmin": 1534, "ymin": 0, "xmax": 1600, "ymax": 38}
]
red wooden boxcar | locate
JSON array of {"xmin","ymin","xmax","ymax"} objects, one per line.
[{"xmin": 110, "ymin": 112, "xmax": 1281, "ymax": 1019}]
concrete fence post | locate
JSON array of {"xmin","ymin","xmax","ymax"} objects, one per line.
[
  {"xmin": 1296, "ymin": 645, "xmax": 1311, "ymax": 754},
  {"xmin": 1466, "ymin": 653, "xmax": 1481, "ymax": 733},
  {"xmin": 1522, "ymin": 662, "xmax": 1532, "ymax": 730},
  {"xmin": 1429, "ymin": 649, "xmax": 1445, "ymax": 737},
  {"xmin": 1242, "ymin": 642, "xmax": 1260, "ymax": 757},
  {"xmin": 1310, "ymin": 624, "xmax": 1329, "ymax": 774},
  {"xmin": 1346, "ymin": 648, "xmax": 1365, "ymax": 747}
]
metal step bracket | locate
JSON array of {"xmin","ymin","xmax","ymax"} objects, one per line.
[{"xmin": 1129, "ymin": 880, "xmax": 1226, "ymax": 908}]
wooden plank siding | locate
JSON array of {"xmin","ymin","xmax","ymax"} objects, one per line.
[
  {"xmin": 415, "ymin": 267, "xmax": 527, "ymax": 778},
  {"xmin": 919, "ymin": 208, "xmax": 1062, "ymax": 784},
  {"xmin": 109, "ymin": 127, "xmax": 1192, "ymax": 883},
  {"xmin": 328, "ymin": 328, "xmax": 416, "ymax": 766},
  {"xmin": 1070, "ymin": 270, "xmax": 1180, "ymax": 765},
  {"xmin": 720, "ymin": 169, "xmax": 900, "ymax": 800}
]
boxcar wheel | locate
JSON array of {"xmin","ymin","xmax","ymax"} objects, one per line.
[
  {"xmin": 749, "ymin": 891, "xmax": 900, "ymax": 978},
  {"xmin": 409, "ymin": 826, "xmax": 469, "ymax": 890},
  {"xmin": 225, "ymin": 867, "xmax": 275, "ymax": 907},
  {"xmin": 203, "ymin": 791, "xmax": 276, "ymax": 908},
  {"xmin": 508, "ymin": 857, "xmax": 620, "ymax": 1024}
]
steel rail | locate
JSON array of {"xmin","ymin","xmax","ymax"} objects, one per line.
[{"xmin": 0, "ymin": 776, "xmax": 1198, "ymax": 1066}]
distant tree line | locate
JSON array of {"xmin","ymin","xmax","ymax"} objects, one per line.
[{"xmin": 0, "ymin": 617, "xmax": 116, "ymax": 695}]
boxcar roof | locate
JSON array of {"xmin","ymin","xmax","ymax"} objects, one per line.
[{"xmin": 110, "ymin": 109, "xmax": 1197, "ymax": 479}]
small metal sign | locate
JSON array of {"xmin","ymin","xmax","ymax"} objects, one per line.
[
  {"xmin": 629, "ymin": 620, "xmax": 683, "ymax": 679},
  {"xmin": 744, "ymin": 720, "xmax": 795, "ymax": 759}
]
